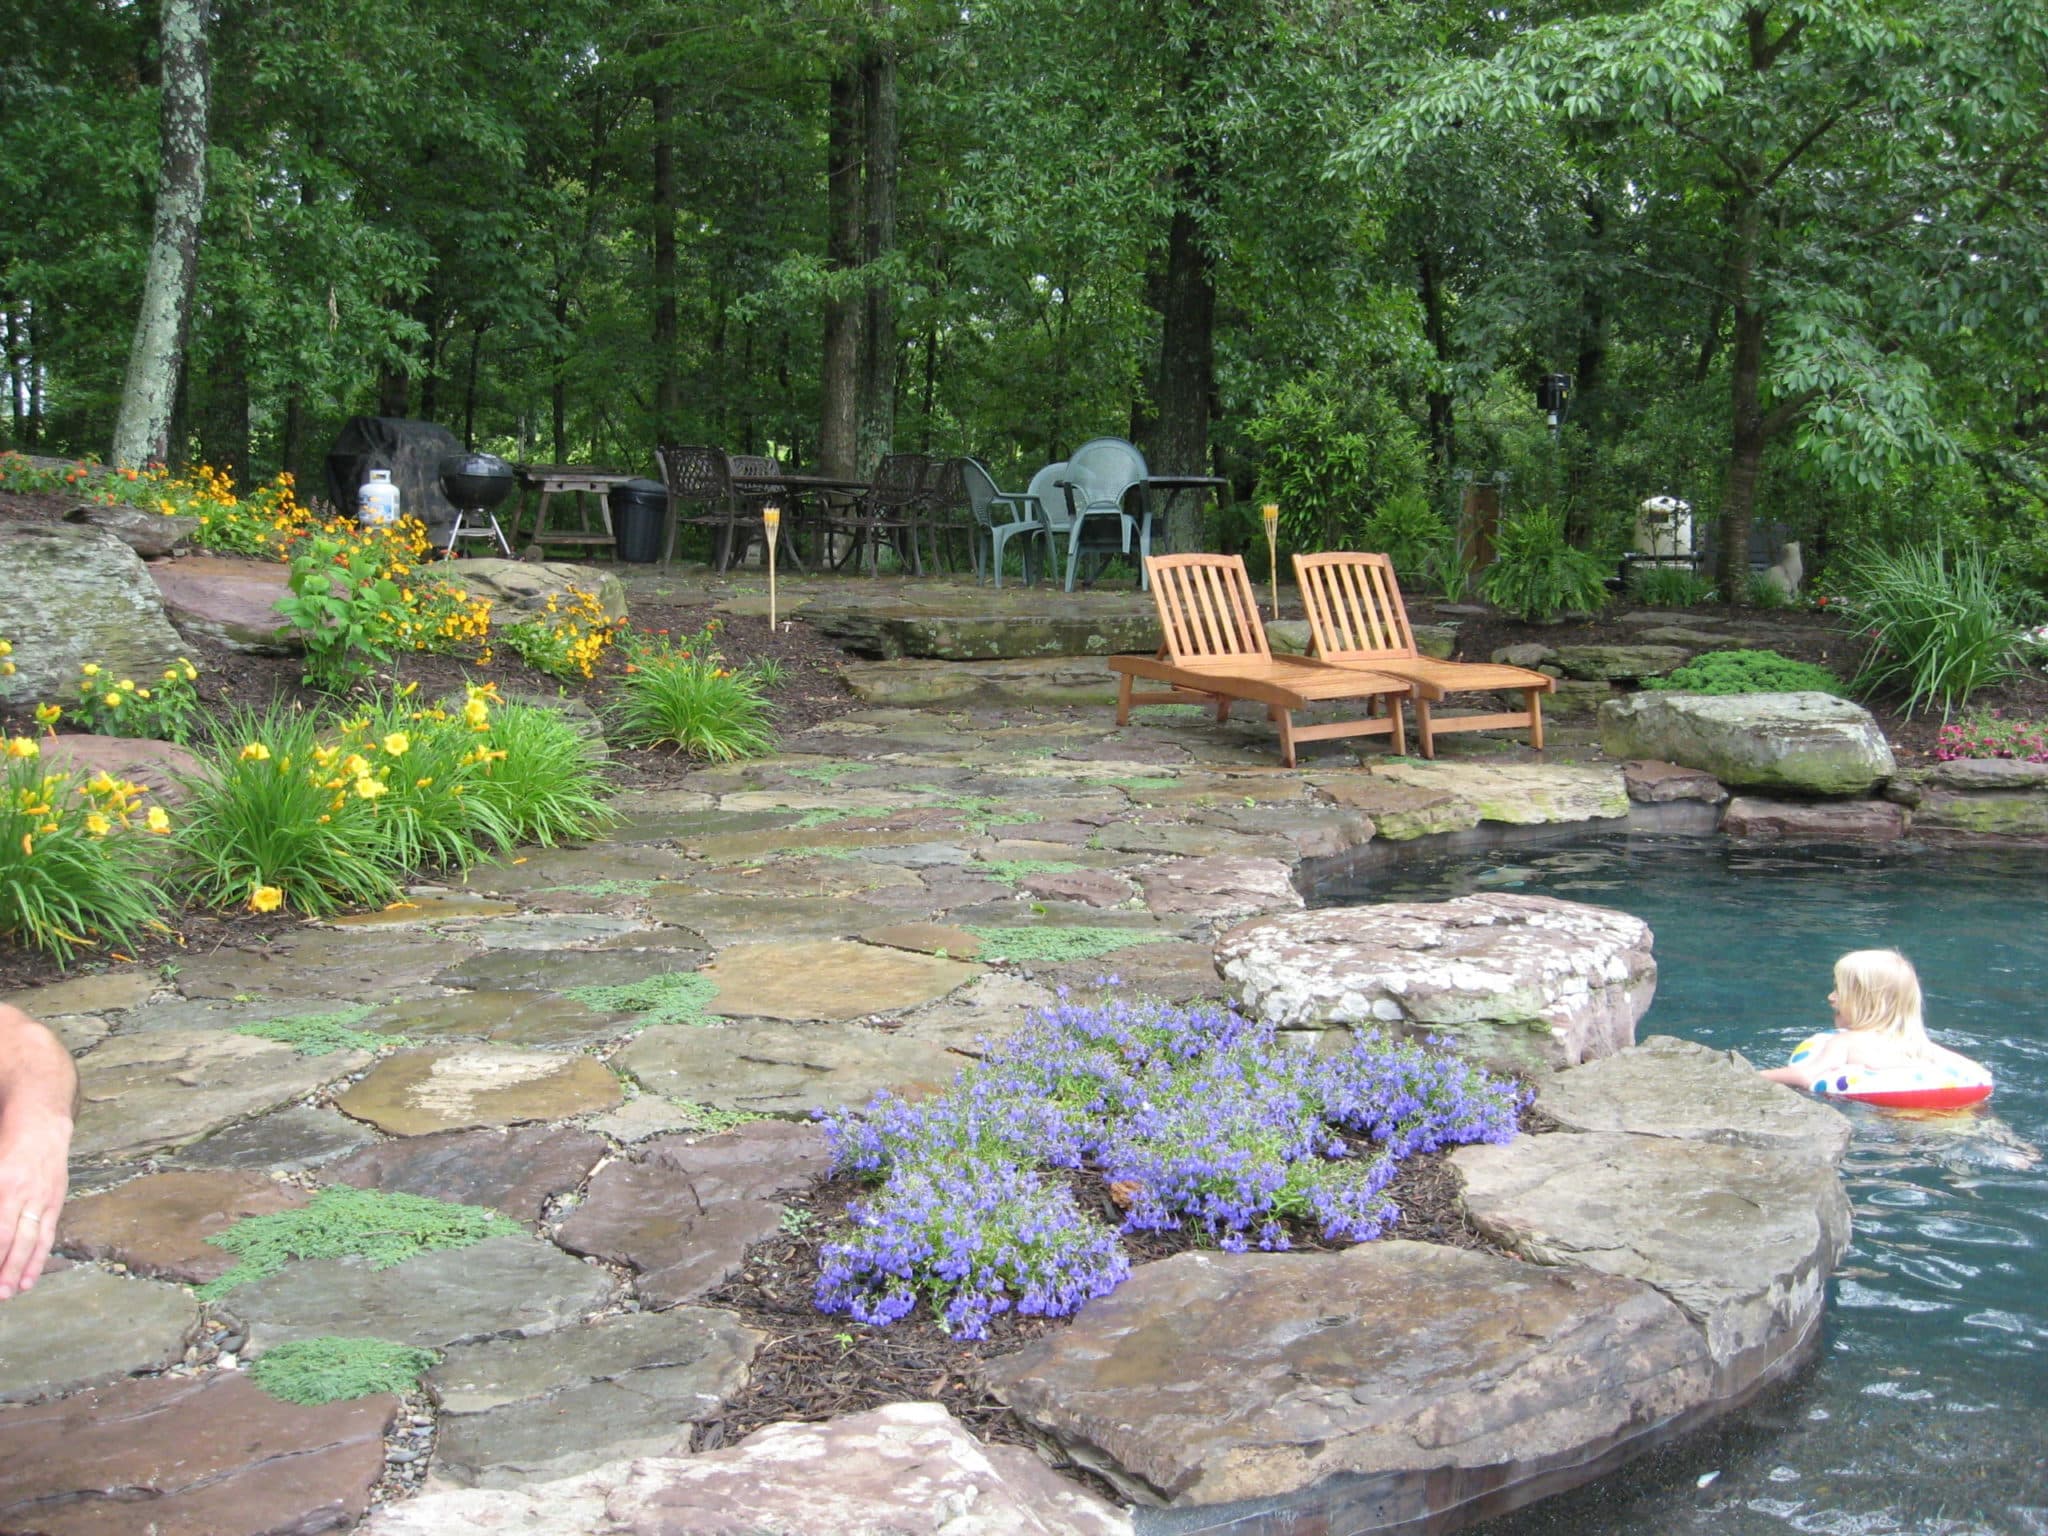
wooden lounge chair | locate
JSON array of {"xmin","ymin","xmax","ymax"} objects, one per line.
[
  {"xmin": 1108, "ymin": 553, "xmax": 1412, "ymax": 767},
  {"xmin": 1293, "ymin": 550, "xmax": 1554, "ymax": 758}
]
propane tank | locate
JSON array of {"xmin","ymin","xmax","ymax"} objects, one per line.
[{"xmin": 357, "ymin": 468, "xmax": 401, "ymax": 528}]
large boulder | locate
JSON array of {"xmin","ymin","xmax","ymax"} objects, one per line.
[
  {"xmin": 442, "ymin": 558, "xmax": 627, "ymax": 625},
  {"xmin": 147, "ymin": 555, "xmax": 295, "ymax": 653},
  {"xmin": 63, "ymin": 503, "xmax": 200, "ymax": 558},
  {"xmin": 804, "ymin": 596, "xmax": 1159, "ymax": 660},
  {"xmin": 1598, "ymin": 691, "xmax": 1895, "ymax": 796},
  {"xmin": 1214, "ymin": 893, "xmax": 1655, "ymax": 1070},
  {"xmin": 0, "ymin": 520, "xmax": 189, "ymax": 701}
]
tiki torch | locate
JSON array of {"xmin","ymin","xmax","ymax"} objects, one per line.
[
  {"xmin": 1261, "ymin": 503, "xmax": 1280, "ymax": 620},
  {"xmin": 762, "ymin": 504, "xmax": 782, "ymax": 630}
]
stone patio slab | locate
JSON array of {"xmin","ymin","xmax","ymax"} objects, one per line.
[
  {"xmin": 57, "ymin": 1170, "xmax": 312, "ymax": 1284},
  {"xmin": 693, "ymin": 938, "xmax": 980, "ymax": 1021},
  {"xmin": 324, "ymin": 1124, "xmax": 610, "ymax": 1220},
  {"xmin": 72, "ymin": 1030, "xmax": 369, "ymax": 1160},
  {"xmin": 335, "ymin": 1047, "xmax": 623, "ymax": 1136},
  {"xmin": 0, "ymin": 1266, "xmax": 201, "ymax": 1403}
]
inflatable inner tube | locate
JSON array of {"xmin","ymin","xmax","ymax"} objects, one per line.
[{"xmin": 1788, "ymin": 1035, "xmax": 1993, "ymax": 1110}]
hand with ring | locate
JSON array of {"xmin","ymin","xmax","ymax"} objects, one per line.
[{"xmin": 0, "ymin": 1004, "xmax": 77, "ymax": 1300}]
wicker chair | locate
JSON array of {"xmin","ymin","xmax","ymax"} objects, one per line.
[
  {"xmin": 915, "ymin": 456, "xmax": 970, "ymax": 572},
  {"xmin": 830, "ymin": 451, "xmax": 930, "ymax": 574},
  {"xmin": 655, "ymin": 445, "xmax": 751, "ymax": 570}
]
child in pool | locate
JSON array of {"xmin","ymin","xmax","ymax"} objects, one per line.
[{"xmin": 1761, "ymin": 948, "xmax": 1991, "ymax": 1099}]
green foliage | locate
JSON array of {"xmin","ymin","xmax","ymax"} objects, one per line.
[
  {"xmin": 1626, "ymin": 566, "xmax": 1715, "ymax": 608},
  {"xmin": 566, "ymin": 970, "xmax": 722, "ymax": 1029},
  {"xmin": 338, "ymin": 697, "xmax": 517, "ymax": 873},
  {"xmin": 978, "ymin": 860, "xmax": 1086, "ymax": 884},
  {"xmin": 1246, "ymin": 376, "xmax": 1431, "ymax": 554},
  {"xmin": 786, "ymin": 763, "xmax": 873, "ymax": 786},
  {"xmin": 665, "ymin": 1100, "xmax": 768, "ymax": 1134},
  {"xmin": 72, "ymin": 658, "xmax": 203, "ymax": 745},
  {"xmin": 196, "ymin": 1188, "xmax": 523, "ymax": 1299},
  {"xmin": 235, "ymin": 1005, "xmax": 402, "ymax": 1056},
  {"xmin": 1837, "ymin": 543, "xmax": 2027, "ymax": 718},
  {"xmin": 613, "ymin": 635, "xmax": 774, "ymax": 762},
  {"xmin": 747, "ymin": 658, "xmax": 790, "ymax": 690},
  {"xmin": 1743, "ymin": 571, "xmax": 1797, "ymax": 610},
  {"xmin": 0, "ymin": 743, "xmax": 168, "ymax": 964},
  {"xmin": 274, "ymin": 536, "xmax": 410, "ymax": 694},
  {"xmin": 247, "ymin": 1337, "xmax": 440, "ymax": 1406},
  {"xmin": 464, "ymin": 697, "xmax": 616, "ymax": 849},
  {"xmin": 1359, "ymin": 495, "xmax": 1452, "ymax": 587},
  {"xmin": 1936, "ymin": 712, "xmax": 2048, "ymax": 764},
  {"xmin": 171, "ymin": 705, "xmax": 402, "ymax": 917},
  {"xmin": 965, "ymin": 926, "xmax": 1175, "ymax": 964},
  {"xmin": 1479, "ymin": 508, "xmax": 1611, "ymax": 623},
  {"xmin": 1645, "ymin": 650, "xmax": 1845, "ymax": 696}
]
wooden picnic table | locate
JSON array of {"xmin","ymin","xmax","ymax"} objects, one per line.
[{"xmin": 511, "ymin": 465, "xmax": 634, "ymax": 557}]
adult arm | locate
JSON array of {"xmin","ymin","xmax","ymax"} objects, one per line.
[{"xmin": 0, "ymin": 1004, "xmax": 76, "ymax": 1298}]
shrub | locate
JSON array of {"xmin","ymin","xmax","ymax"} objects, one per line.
[
  {"xmin": 69, "ymin": 657, "xmax": 203, "ymax": 745},
  {"xmin": 1246, "ymin": 376, "xmax": 1431, "ymax": 554},
  {"xmin": 1645, "ymin": 649, "xmax": 1845, "ymax": 696},
  {"xmin": 1479, "ymin": 506, "xmax": 1611, "ymax": 622},
  {"xmin": 1359, "ymin": 494, "xmax": 1451, "ymax": 587},
  {"xmin": 462, "ymin": 688, "xmax": 616, "ymax": 846},
  {"xmin": 815, "ymin": 995, "xmax": 1523, "ymax": 1338},
  {"xmin": 0, "ymin": 738, "xmax": 169, "ymax": 963},
  {"xmin": 1743, "ymin": 570, "xmax": 1796, "ymax": 610},
  {"xmin": 275, "ymin": 535, "xmax": 413, "ymax": 693},
  {"xmin": 612, "ymin": 630, "xmax": 774, "ymax": 761},
  {"xmin": 1626, "ymin": 566, "xmax": 1715, "ymax": 607},
  {"xmin": 1835, "ymin": 542, "xmax": 2027, "ymax": 717},
  {"xmin": 1935, "ymin": 712, "xmax": 2048, "ymax": 763},
  {"xmin": 172, "ymin": 705, "xmax": 402, "ymax": 916}
]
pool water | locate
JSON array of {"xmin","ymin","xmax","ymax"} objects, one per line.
[{"xmin": 1319, "ymin": 836, "xmax": 2048, "ymax": 1536}]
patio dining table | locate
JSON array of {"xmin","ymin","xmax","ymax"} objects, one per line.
[
  {"xmin": 1141, "ymin": 473, "xmax": 1229, "ymax": 554},
  {"xmin": 729, "ymin": 470, "xmax": 873, "ymax": 568}
]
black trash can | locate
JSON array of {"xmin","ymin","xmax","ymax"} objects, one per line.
[{"xmin": 609, "ymin": 478, "xmax": 668, "ymax": 563}]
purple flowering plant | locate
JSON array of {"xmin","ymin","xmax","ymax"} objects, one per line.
[{"xmin": 814, "ymin": 993, "xmax": 1525, "ymax": 1339}]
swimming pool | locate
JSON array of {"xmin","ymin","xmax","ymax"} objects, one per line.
[{"xmin": 1317, "ymin": 836, "xmax": 2048, "ymax": 1536}]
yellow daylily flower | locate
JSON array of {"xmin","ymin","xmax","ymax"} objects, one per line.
[
  {"xmin": 381, "ymin": 732, "xmax": 410, "ymax": 756},
  {"xmin": 146, "ymin": 806, "xmax": 171, "ymax": 833},
  {"xmin": 239, "ymin": 742, "xmax": 271, "ymax": 762},
  {"xmin": 249, "ymin": 885, "xmax": 285, "ymax": 914},
  {"xmin": 3, "ymin": 737, "xmax": 37, "ymax": 760}
]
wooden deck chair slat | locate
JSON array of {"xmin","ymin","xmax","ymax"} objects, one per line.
[
  {"xmin": 1108, "ymin": 553, "xmax": 1413, "ymax": 767},
  {"xmin": 1292, "ymin": 550, "xmax": 1554, "ymax": 760}
]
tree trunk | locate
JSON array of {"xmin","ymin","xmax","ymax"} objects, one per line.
[
  {"xmin": 111, "ymin": 0, "xmax": 210, "ymax": 469},
  {"xmin": 1718, "ymin": 195, "xmax": 1765, "ymax": 604},
  {"xmin": 650, "ymin": 80, "xmax": 679, "ymax": 440},
  {"xmin": 1153, "ymin": 182, "xmax": 1216, "ymax": 549},
  {"xmin": 1416, "ymin": 243, "xmax": 1454, "ymax": 485},
  {"xmin": 856, "ymin": 21, "xmax": 898, "ymax": 474},
  {"xmin": 819, "ymin": 67, "xmax": 863, "ymax": 478}
]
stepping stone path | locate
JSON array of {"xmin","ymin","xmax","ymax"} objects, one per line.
[
  {"xmin": 336, "ymin": 1046, "xmax": 623, "ymax": 1135},
  {"xmin": 17, "ymin": 630, "xmax": 1877, "ymax": 1535},
  {"xmin": 555, "ymin": 1121, "xmax": 832, "ymax": 1308},
  {"xmin": 0, "ymin": 1373, "xmax": 391, "ymax": 1536}
]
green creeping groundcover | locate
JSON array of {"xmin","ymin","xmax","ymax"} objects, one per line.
[
  {"xmin": 196, "ymin": 1187, "xmax": 523, "ymax": 1300},
  {"xmin": 964, "ymin": 926, "xmax": 1175, "ymax": 964},
  {"xmin": 565, "ymin": 969, "xmax": 722, "ymax": 1028},
  {"xmin": 248, "ymin": 1336, "xmax": 442, "ymax": 1405}
]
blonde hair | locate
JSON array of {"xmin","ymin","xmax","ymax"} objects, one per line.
[{"xmin": 1833, "ymin": 949, "xmax": 1935, "ymax": 1051}]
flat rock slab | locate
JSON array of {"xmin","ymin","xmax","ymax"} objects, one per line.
[
  {"xmin": 1018, "ymin": 869, "xmax": 1138, "ymax": 907},
  {"xmin": 0, "ymin": 1266, "xmax": 201, "ymax": 1403},
  {"xmin": 1372, "ymin": 761, "xmax": 1631, "ymax": 825},
  {"xmin": 1599, "ymin": 691, "xmax": 1896, "ymax": 796},
  {"xmin": 1216, "ymin": 893, "xmax": 1655, "ymax": 1071},
  {"xmin": 1722, "ymin": 795, "xmax": 1908, "ymax": 843},
  {"xmin": 148, "ymin": 554, "xmax": 294, "ymax": 652},
  {"xmin": 57, "ymin": 1170, "xmax": 312, "ymax": 1284},
  {"xmin": 3, "ymin": 968, "xmax": 158, "ymax": 1018},
  {"xmin": 361, "ymin": 1401, "xmax": 1133, "ymax": 1536},
  {"xmin": 336, "ymin": 1046, "xmax": 623, "ymax": 1136},
  {"xmin": 640, "ymin": 892, "xmax": 883, "ymax": 945},
  {"xmin": 1908, "ymin": 786, "xmax": 2048, "ymax": 838},
  {"xmin": 1454, "ymin": 1130, "xmax": 1851, "ymax": 1395},
  {"xmin": 1622, "ymin": 759, "xmax": 1730, "ymax": 805},
  {"xmin": 985, "ymin": 1244, "xmax": 1709, "ymax": 1520},
  {"xmin": 435, "ymin": 944, "xmax": 705, "ymax": 993},
  {"xmin": 694, "ymin": 938, "xmax": 980, "ymax": 1021},
  {"xmin": 1552, "ymin": 644, "xmax": 1692, "ymax": 681},
  {"xmin": 895, "ymin": 973, "xmax": 1059, "ymax": 1055},
  {"xmin": 857, "ymin": 921, "xmax": 985, "ymax": 959},
  {"xmin": 72, "ymin": 1029, "xmax": 369, "ymax": 1160},
  {"xmin": 0, "ymin": 1371, "xmax": 391, "ymax": 1536},
  {"xmin": 429, "ymin": 1308, "xmax": 762, "ymax": 1487},
  {"xmin": 174, "ymin": 931, "xmax": 475, "ymax": 999},
  {"xmin": 1924, "ymin": 757, "xmax": 2048, "ymax": 790},
  {"xmin": 329, "ymin": 895, "xmax": 521, "ymax": 926},
  {"xmin": 443, "ymin": 558, "xmax": 627, "ymax": 623},
  {"xmin": 616, "ymin": 1021, "xmax": 965, "ymax": 1117},
  {"xmin": 1189, "ymin": 804, "xmax": 1378, "ymax": 859},
  {"xmin": 324, "ymin": 1124, "xmax": 610, "ymax": 1221},
  {"xmin": 1540, "ymin": 1036, "xmax": 1852, "ymax": 1166},
  {"xmin": 37, "ymin": 733, "xmax": 204, "ymax": 807},
  {"xmin": 166, "ymin": 1105, "xmax": 380, "ymax": 1173},
  {"xmin": 554, "ymin": 1122, "xmax": 832, "ymax": 1307},
  {"xmin": 1037, "ymin": 939, "xmax": 1231, "ymax": 1006},
  {"xmin": 226, "ymin": 1235, "xmax": 616, "ymax": 1355},
  {"xmin": 1135, "ymin": 855, "xmax": 1303, "ymax": 923},
  {"xmin": 365, "ymin": 989, "xmax": 629, "ymax": 1047},
  {"xmin": 1307, "ymin": 774, "xmax": 1478, "ymax": 841}
]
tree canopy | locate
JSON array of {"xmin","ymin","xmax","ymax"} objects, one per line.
[{"xmin": 8, "ymin": 0, "xmax": 2047, "ymax": 588}]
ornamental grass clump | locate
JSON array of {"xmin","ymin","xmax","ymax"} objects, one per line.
[
  {"xmin": 0, "ymin": 737, "xmax": 170, "ymax": 963},
  {"xmin": 815, "ymin": 995, "xmax": 1523, "ymax": 1339},
  {"xmin": 611, "ymin": 626, "xmax": 774, "ymax": 761},
  {"xmin": 1836, "ymin": 541, "xmax": 2028, "ymax": 717},
  {"xmin": 460, "ymin": 688, "xmax": 616, "ymax": 847}
]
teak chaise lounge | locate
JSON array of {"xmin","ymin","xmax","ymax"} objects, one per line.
[
  {"xmin": 1293, "ymin": 550, "xmax": 1554, "ymax": 758},
  {"xmin": 1108, "ymin": 553, "xmax": 1412, "ymax": 767}
]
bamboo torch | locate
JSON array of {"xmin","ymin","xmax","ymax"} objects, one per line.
[
  {"xmin": 1261, "ymin": 503, "xmax": 1280, "ymax": 621},
  {"xmin": 762, "ymin": 504, "xmax": 782, "ymax": 631}
]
